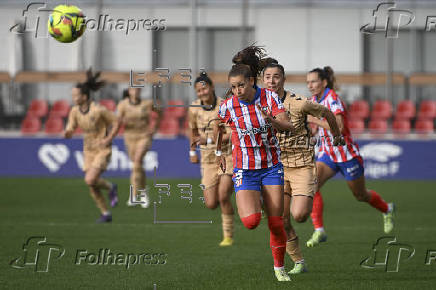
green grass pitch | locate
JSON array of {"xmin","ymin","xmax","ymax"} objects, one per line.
[{"xmin": 1, "ymin": 177, "xmax": 435, "ymax": 289}]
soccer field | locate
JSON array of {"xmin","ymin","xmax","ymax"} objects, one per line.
[{"xmin": 1, "ymin": 177, "xmax": 435, "ymax": 289}]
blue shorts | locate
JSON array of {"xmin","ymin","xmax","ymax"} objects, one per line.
[
  {"xmin": 232, "ymin": 162, "xmax": 284, "ymax": 193},
  {"xmin": 317, "ymin": 153, "xmax": 364, "ymax": 181}
]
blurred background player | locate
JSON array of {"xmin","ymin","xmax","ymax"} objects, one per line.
[
  {"xmin": 262, "ymin": 59, "xmax": 343, "ymax": 274},
  {"xmin": 306, "ymin": 66, "xmax": 395, "ymax": 247},
  {"xmin": 216, "ymin": 46, "xmax": 294, "ymax": 281},
  {"xmin": 188, "ymin": 72, "xmax": 235, "ymax": 247},
  {"xmin": 117, "ymin": 87, "xmax": 161, "ymax": 208},
  {"xmin": 63, "ymin": 69, "xmax": 119, "ymax": 223}
]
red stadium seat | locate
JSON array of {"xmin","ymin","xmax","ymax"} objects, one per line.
[
  {"xmin": 415, "ymin": 119, "xmax": 434, "ymax": 134},
  {"xmin": 21, "ymin": 117, "xmax": 42, "ymax": 134},
  {"xmin": 49, "ymin": 100, "xmax": 70, "ymax": 118},
  {"xmin": 44, "ymin": 117, "xmax": 64, "ymax": 135},
  {"xmin": 164, "ymin": 100, "xmax": 186, "ymax": 118},
  {"xmin": 371, "ymin": 100, "xmax": 392, "ymax": 120},
  {"xmin": 348, "ymin": 118, "xmax": 365, "ymax": 134},
  {"xmin": 74, "ymin": 127, "xmax": 83, "ymax": 135},
  {"xmin": 395, "ymin": 100, "xmax": 416, "ymax": 120},
  {"xmin": 417, "ymin": 100, "xmax": 436, "ymax": 120},
  {"xmin": 369, "ymin": 119, "xmax": 388, "ymax": 134},
  {"xmin": 27, "ymin": 99, "xmax": 49, "ymax": 118},
  {"xmin": 158, "ymin": 118, "xmax": 180, "ymax": 136},
  {"xmin": 348, "ymin": 100, "xmax": 369, "ymax": 120},
  {"xmin": 100, "ymin": 99, "xmax": 116, "ymax": 111},
  {"xmin": 392, "ymin": 119, "xmax": 411, "ymax": 134}
]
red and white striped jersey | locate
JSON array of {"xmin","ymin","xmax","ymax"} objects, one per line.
[
  {"xmin": 312, "ymin": 88, "xmax": 361, "ymax": 163},
  {"xmin": 219, "ymin": 87, "xmax": 285, "ymax": 170}
]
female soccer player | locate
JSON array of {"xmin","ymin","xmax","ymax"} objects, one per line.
[
  {"xmin": 306, "ymin": 66, "xmax": 395, "ymax": 247},
  {"xmin": 63, "ymin": 69, "xmax": 119, "ymax": 223},
  {"xmin": 216, "ymin": 46, "xmax": 294, "ymax": 281},
  {"xmin": 117, "ymin": 87, "xmax": 161, "ymax": 208},
  {"xmin": 188, "ymin": 72, "xmax": 235, "ymax": 247},
  {"xmin": 262, "ymin": 59, "xmax": 343, "ymax": 274}
]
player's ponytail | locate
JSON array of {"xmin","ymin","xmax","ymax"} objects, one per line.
[
  {"xmin": 75, "ymin": 68, "xmax": 105, "ymax": 100},
  {"xmin": 323, "ymin": 66, "xmax": 338, "ymax": 91},
  {"xmin": 228, "ymin": 45, "xmax": 267, "ymax": 86},
  {"xmin": 309, "ymin": 66, "xmax": 338, "ymax": 91}
]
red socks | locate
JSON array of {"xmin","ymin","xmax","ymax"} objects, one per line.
[
  {"xmin": 241, "ymin": 212, "xmax": 261, "ymax": 230},
  {"xmin": 311, "ymin": 191, "xmax": 324, "ymax": 229},
  {"xmin": 268, "ymin": 216, "xmax": 286, "ymax": 268},
  {"xmin": 368, "ymin": 190, "xmax": 388, "ymax": 213}
]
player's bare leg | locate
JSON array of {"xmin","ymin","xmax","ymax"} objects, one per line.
[
  {"xmin": 131, "ymin": 140, "xmax": 149, "ymax": 208},
  {"xmin": 85, "ymin": 168, "xmax": 112, "ymax": 223},
  {"xmin": 285, "ymin": 194, "xmax": 311, "ymax": 273},
  {"xmin": 283, "ymin": 193, "xmax": 304, "ymax": 274},
  {"xmin": 347, "ymin": 175, "xmax": 394, "ymax": 233},
  {"xmin": 261, "ymin": 185, "xmax": 290, "ymax": 281},
  {"xmin": 307, "ymin": 162, "xmax": 335, "ymax": 247},
  {"xmin": 217, "ymin": 174, "xmax": 234, "ymax": 246}
]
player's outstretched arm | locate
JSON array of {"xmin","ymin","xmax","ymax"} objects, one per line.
[{"xmin": 215, "ymin": 123, "xmax": 226, "ymax": 173}]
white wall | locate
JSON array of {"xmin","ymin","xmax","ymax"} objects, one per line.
[{"xmin": 1, "ymin": 2, "xmax": 436, "ymax": 103}]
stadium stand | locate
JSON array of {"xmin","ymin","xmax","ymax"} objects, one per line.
[
  {"xmin": 100, "ymin": 99, "xmax": 117, "ymax": 111},
  {"xmin": 417, "ymin": 100, "xmax": 436, "ymax": 120},
  {"xmin": 369, "ymin": 118, "xmax": 388, "ymax": 134},
  {"xmin": 26, "ymin": 99, "xmax": 49, "ymax": 118},
  {"xmin": 21, "ymin": 116, "xmax": 41, "ymax": 134},
  {"xmin": 44, "ymin": 117, "xmax": 64, "ymax": 135},
  {"xmin": 415, "ymin": 119, "xmax": 434, "ymax": 134},
  {"xmin": 48, "ymin": 100, "xmax": 70, "ymax": 118},
  {"xmin": 395, "ymin": 100, "xmax": 416, "ymax": 120},
  {"xmin": 348, "ymin": 100, "xmax": 369, "ymax": 120},
  {"xmin": 371, "ymin": 100, "xmax": 393, "ymax": 120}
]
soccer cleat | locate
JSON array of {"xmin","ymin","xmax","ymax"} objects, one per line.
[
  {"xmin": 219, "ymin": 237, "xmax": 233, "ymax": 247},
  {"xmin": 274, "ymin": 268, "xmax": 291, "ymax": 281},
  {"xmin": 96, "ymin": 213, "xmax": 112, "ymax": 223},
  {"xmin": 306, "ymin": 230, "xmax": 327, "ymax": 248},
  {"xmin": 383, "ymin": 203, "xmax": 395, "ymax": 234},
  {"xmin": 288, "ymin": 263, "xmax": 307, "ymax": 274},
  {"xmin": 108, "ymin": 183, "xmax": 118, "ymax": 208},
  {"xmin": 140, "ymin": 189, "xmax": 150, "ymax": 209}
]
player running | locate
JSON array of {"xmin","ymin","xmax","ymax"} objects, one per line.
[
  {"xmin": 117, "ymin": 87, "xmax": 161, "ymax": 208},
  {"xmin": 216, "ymin": 46, "xmax": 294, "ymax": 281},
  {"xmin": 188, "ymin": 72, "xmax": 235, "ymax": 247},
  {"xmin": 63, "ymin": 69, "xmax": 119, "ymax": 223},
  {"xmin": 262, "ymin": 59, "xmax": 343, "ymax": 274},
  {"xmin": 306, "ymin": 66, "xmax": 395, "ymax": 247}
]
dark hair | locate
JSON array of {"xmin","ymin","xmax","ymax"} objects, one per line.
[
  {"xmin": 262, "ymin": 57, "xmax": 285, "ymax": 76},
  {"xmin": 122, "ymin": 88, "xmax": 129, "ymax": 99},
  {"xmin": 194, "ymin": 71, "xmax": 216, "ymax": 100},
  {"xmin": 228, "ymin": 45, "xmax": 268, "ymax": 86},
  {"xmin": 75, "ymin": 68, "xmax": 105, "ymax": 100},
  {"xmin": 309, "ymin": 66, "xmax": 338, "ymax": 91},
  {"xmin": 194, "ymin": 71, "xmax": 213, "ymax": 86}
]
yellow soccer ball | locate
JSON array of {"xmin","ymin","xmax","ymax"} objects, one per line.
[{"xmin": 48, "ymin": 5, "xmax": 85, "ymax": 43}]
